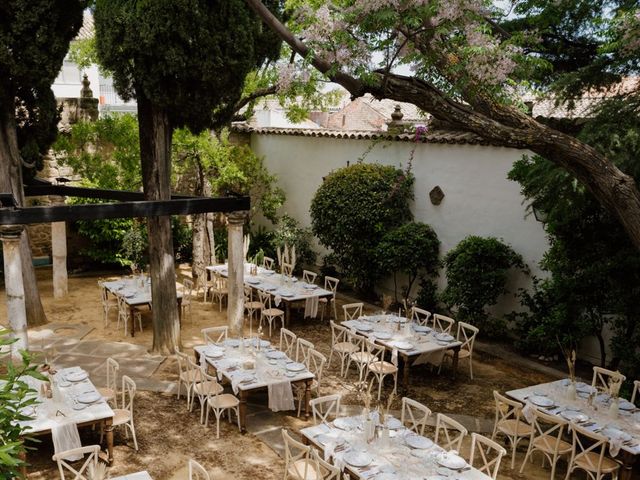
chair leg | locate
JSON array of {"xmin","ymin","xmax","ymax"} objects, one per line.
[{"xmin": 129, "ymin": 422, "xmax": 138, "ymax": 451}]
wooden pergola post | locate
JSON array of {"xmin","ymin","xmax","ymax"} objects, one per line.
[
  {"xmin": 1, "ymin": 225, "xmax": 28, "ymax": 355},
  {"xmin": 226, "ymin": 211, "xmax": 247, "ymax": 337},
  {"xmin": 51, "ymin": 219, "xmax": 68, "ymax": 298}
]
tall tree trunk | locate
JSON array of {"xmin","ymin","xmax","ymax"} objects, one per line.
[
  {"xmin": 0, "ymin": 98, "xmax": 47, "ymax": 327},
  {"xmin": 191, "ymin": 157, "xmax": 215, "ymax": 288},
  {"xmin": 137, "ymin": 94, "xmax": 179, "ymax": 355}
]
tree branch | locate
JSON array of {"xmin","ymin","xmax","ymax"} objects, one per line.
[{"xmin": 234, "ymin": 85, "xmax": 278, "ymax": 115}]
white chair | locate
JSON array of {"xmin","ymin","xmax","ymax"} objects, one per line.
[
  {"xmin": 181, "ymin": 278, "xmax": 194, "ymax": 320},
  {"xmin": 491, "ymin": 391, "xmax": 531, "ymax": 469},
  {"xmin": 280, "ymin": 328, "xmax": 297, "ymax": 358},
  {"xmin": 258, "ymin": 290, "xmax": 285, "ymax": 338},
  {"xmin": 302, "ymin": 270, "xmax": 318, "ymax": 284},
  {"xmin": 296, "ymin": 337, "xmax": 315, "ymax": 364},
  {"xmin": 442, "ymin": 321, "xmax": 479, "ymax": 379},
  {"xmin": 431, "ymin": 313, "xmax": 455, "ymax": 334},
  {"xmin": 98, "ymin": 280, "xmax": 117, "ymax": 327},
  {"xmin": 116, "ymin": 294, "xmax": 143, "ymax": 335},
  {"xmin": 310, "ymin": 449, "xmax": 341, "ymax": 480},
  {"xmin": 400, "ymin": 397, "xmax": 431, "ymax": 436},
  {"xmin": 410, "ymin": 306, "xmax": 431, "ymax": 326},
  {"xmin": 101, "ymin": 375, "xmax": 138, "ymax": 450},
  {"xmin": 210, "ymin": 272, "xmax": 228, "ymax": 312},
  {"xmin": 262, "ymin": 256, "xmax": 275, "ymax": 269},
  {"xmin": 190, "ymin": 358, "xmax": 223, "ymax": 424},
  {"xmin": 195, "ymin": 265, "xmax": 211, "ymax": 302},
  {"xmin": 520, "ymin": 409, "xmax": 572, "ymax": 480},
  {"xmin": 53, "ymin": 445, "xmax": 101, "ymax": 480},
  {"xmin": 97, "ymin": 357, "xmax": 119, "ymax": 406},
  {"xmin": 345, "ymin": 330, "xmax": 376, "ymax": 382},
  {"xmin": 591, "ymin": 366, "xmax": 626, "ymax": 394},
  {"xmin": 365, "ymin": 340, "xmax": 398, "ymax": 401},
  {"xmin": 296, "ymin": 348, "xmax": 326, "ymax": 417},
  {"xmin": 176, "ymin": 350, "xmax": 203, "ymax": 408},
  {"xmin": 203, "ymin": 370, "xmax": 241, "ymax": 439},
  {"xmin": 342, "ymin": 302, "xmax": 363, "ymax": 321},
  {"xmin": 282, "ymin": 429, "xmax": 315, "ymax": 480},
  {"xmin": 632, "ymin": 379, "xmax": 640, "ymax": 404},
  {"xmin": 309, "ymin": 394, "xmax": 341, "ymax": 425},
  {"xmin": 244, "ymin": 286, "xmax": 262, "ymax": 335},
  {"xmin": 565, "ymin": 423, "xmax": 621, "ymax": 480},
  {"xmin": 282, "ymin": 262, "xmax": 294, "ymax": 276},
  {"xmin": 202, "ymin": 326, "xmax": 228, "ymax": 344},
  {"xmin": 319, "ymin": 276, "xmax": 339, "ymax": 321},
  {"xmin": 435, "ymin": 413, "xmax": 468, "ymax": 451},
  {"xmin": 188, "ymin": 459, "xmax": 211, "ymax": 480},
  {"xmin": 328, "ymin": 321, "xmax": 358, "ymax": 377},
  {"xmin": 469, "ymin": 433, "xmax": 507, "ymax": 480}
]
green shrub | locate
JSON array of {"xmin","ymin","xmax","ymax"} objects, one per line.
[
  {"xmin": 270, "ymin": 214, "xmax": 316, "ymax": 271},
  {"xmin": 441, "ymin": 236, "xmax": 524, "ymax": 333},
  {"xmin": 310, "ymin": 163, "xmax": 413, "ymax": 292},
  {"xmin": 415, "ymin": 276, "xmax": 440, "ymax": 313},
  {"xmin": 376, "ymin": 222, "xmax": 440, "ymax": 304}
]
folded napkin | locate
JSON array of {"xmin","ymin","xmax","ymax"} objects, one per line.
[
  {"xmin": 522, "ymin": 401, "xmax": 537, "ymax": 423},
  {"xmin": 609, "ymin": 434, "xmax": 623, "ymax": 457},
  {"xmin": 274, "ymin": 295, "xmax": 282, "ymax": 307},
  {"xmin": 267, "ymin": 380, "xmax": 294, "ymax": 412},
  {"xmin": 304, "ymin": 296, "xmax": 319, "ymax": 318},
  {"xmin": 413, "ymin": 348, "xmax": 446, "ymax": 367},
  {"xmin": 230, "ymin": 371, "xmax": 255, "ymax": 394},
  {"xmin": 51, "ymin": 420, "xmax": 82, "ymax": 461}
]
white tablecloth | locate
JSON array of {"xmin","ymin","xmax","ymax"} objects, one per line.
[{"xmin": 111, "ymin": 472, "xmax": 153, "ymax": 480}]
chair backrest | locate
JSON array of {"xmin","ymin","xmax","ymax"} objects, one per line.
[
  {"xmin": 493, "ymin": 391, "xmax": 524, "ymax": 431},
  {"xmin": 257, "ymin": 290, "xmax": 273, "ymax": 310},
  {"xmin": 182, "ymin": 278, "xmax": 194, "ymax": 302},
  {"xmin": 53, "ymin": 445, "xmax": 101, "ymax": 480},
  {"xmin": 342, "ymin": 302, "xmax": 363, "ymax": 321},
  {"xmin": 310, "ymin": 394, "xmax": 341, "ymax": 424},
  {"xmin": 591, "ymin": 366, "xmax": 626, "ymax": 393},
  {"xmin": 410, "ymin": 306, "xmax": 431, "ymax": 326},
  {"xmin": 311, "ymin": 449, "xmax": 341, "ymax": 480},
  {"xmin": 201, "ymin": 370, "xmax": 221, "ymax": 399},
  {"xmin": 212, "ymin": 271, "xmax": 227, "ymax": 290},
  {"xmin": 365, "ymin": 339, "xmax": 384, "ymax": 366},
  {"xmin": 116, "ymin": 294, "xmax": 129, "ymax": 317},
  {"xmin": 401, "ymin": 397, "xmax": 431, "ymax": 436},
  {"xmin": 330, "ymin": 320, "xmax": 350, "ymax": 347},
  {"xmin": 432, "ymin": 314, "xmax": 455, "ymax": 334},
  {"xmin": 570, "ymin": 423, "xmax": 611, "ymax": 475},
  {"xmin": 282, "ymin": 429, "xmax": 312, "ymax": 478},
  {"xmin": 469, "ymin": 433, "xmax": 506, "ymax": 480},
  {"xmin": 302, "ymin": 270, "xmax": 318, "ymax": 284},
  {"xmin": 435, "ymin": 413, "xmax": 468, "ymax": 451},
  {"xmin": 121, "ymin": 375, "xmax": 136, "ymax": 413},
  {"xmin": 529, "ymin": 409, "xmax": 569, "ymax": 458},
  {"xmin": 188, "ymin": 459, "xmax": 211, "ymax": 480},
  {"xmin": 279, "ymin": 328, "xmax": 297, "ymax": 358},
  {"xmin": 202, "ymin": 326, "xmax": 228, "ymax": 344},
  {"xmin": 262, "ymin": 256, "xmax": 275, "ymax": 269},
  {"xmin": 324, "ymin": 276, "xmax": 339, "ymax": 296},
  {"xmin": 305, "ymin": 348, "xmax": 326, "ymax": 385},
  {"xmin": 632, "ymin": 379, "xmax": 640, "ymax": 404},
  {"xmin": 176, "ymin": 349, "xmax": 190, "ymax": 376},
  {"xmin": 457, "ymin": 321, "xmax": 479, "ymax": 353},
  {"xmin": 243, "ymin": 286, "xmax": 254, "ymax": 302},
  {"xmin": 105, "ymin": 357, "xmax": 119, "ymax": 395},
  {"xmin": 282, "ymin": 262, "xmax": 294, "ymax": 276},
  {"xmin": 346, "ymin": 329, "xmax": 367, "ymax": 354},
  {"xmin": 296, "ymin": 338, "xmax": 315, "ymax": 364},
  {"xmin": 98, "ymin": 280, "xmax": 109, "ymax": 304}
]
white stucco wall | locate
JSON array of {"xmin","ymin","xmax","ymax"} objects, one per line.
[{"xmin": 250, "ymin": 133, "xmax": 549, "ymax": 315}]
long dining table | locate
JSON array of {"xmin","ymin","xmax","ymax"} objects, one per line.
[
  {"xmin": 507, "ymin": 379, "xmax": 640, "ymax": 480},
  {"xmin": 343, "ymin": 314, "xmax": 463, "ymax": 385},
  {"xmin": 194, "ymin": 338, "xmax": 315, "ymax": 432},
  {"xmin": 207, "ymin": 264, "xmax": 333, "ymax": 324},
  {"xmin": 302, "ymin": 413, "xmax": 492, "ymax": 479}
]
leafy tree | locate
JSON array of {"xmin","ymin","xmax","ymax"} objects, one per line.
[
  {"xmin": 269, "ymin": 214, "xmax": 316, "ymax": 271},
  {"xmin": 376, "ymin": 222, "xmax": 440, "ymax": 304},
  {"xmin": 441, "ymin": 236, "xmax": 524, "ymax": 333},
  {"xmin": 0, "ymin": 0, "xmax": 86, "ymax": 327},
  {"xmin": 246, "ymin": 0, "xmax": 640, "ymax": 255},
  {"xmin": 94, "ymin": 0, "xmax": 283, "ymax": 351},
  {"xmin": 310, "ymin": 163, "xmax": 413, "ymax": 293}
]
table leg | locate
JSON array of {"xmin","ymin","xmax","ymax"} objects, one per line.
[
  {"xmin": 620, "ymin": 451, "xmax": 636, "ymax": 480},
  {"xmin": 177, "ymin": 297, "xmax": 183, "ymax": 325},
  {"xmin": 129, "ymin": 305, "xmax": 135, "ymax": 337},
  {"xmin": 285, "ymin": 301, "xmax": 291, "ymax": 327},
  {"xmin": 403, "ymin": 355, "xmax": 411, "ymax": 387},
  {"xmin": 239, "ymin": 390, "xmax": 247, "ymax": 433},
  {"xmin": 304, "ymin": 379, "xmax": 312, "ymax": 419},
  {"xmin": 451, "ymin": 346, "xmax": 460, "ymax": 380},
  {"xmin": 105, "ymin": 418, "xmax": 114, "ymax": 465}
]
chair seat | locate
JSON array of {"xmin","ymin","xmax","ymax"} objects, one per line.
[
  {"xmin": 180, "ymin": 369, "xmax": 203, "ymax": 383},
  {"xmin": 112, "ymin": 408, "xmax": 132, "ymax": 426},
  {"xmin": 333, "ymin": 342, "xmax": 358, "ymax": 354},
  {"xmin": 288, "ymin": 459, "xmax": 325, "ymax": 480},
  {"xmin": 350, "ymin": 352, "xmax": 376, "ymax": 363},
  {"xmin": 263, "ymin": 308, "xmax": 284, "ymax": 317},
  {"xmin": 445, "ymin": 348, "xmax": 471, "ymax": 358},
  {"xmin": 497, "ymin": 419, "xmax": 531, "ymax": 437},
  {"xmin": 97, "ymin": 387, "xmax": 115, "ymax": 401},
  {"xmin": 532, "ymin": 434, "xmax": 572, "ymax": 455},
  {"xmin": 208, "ymin": 394, "xmax": 239, "ymax": 409},
  {"xmin": 368, "ymin": 361, "xmax": 397, "ymax": 375},
  {"xmin": 213, "ymin": 289, "xmax": 228, "ymax": 295},
  {"xmin": 193, "ymin": 381, "xmax": 223, "ymax": 397},
  {"xmin": 245, "ymin": 301, "xmax": 262, "ymax": 310},
  {"xmin": 574, "ymin": 452, "xmax": 620, "ymax": 473}
]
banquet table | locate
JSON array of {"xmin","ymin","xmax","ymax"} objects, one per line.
[
  {"xmin": 343, "ymin": 314, "xmax": 463, "ymax": 385},
  {"xmin": 194, "ymin": 339, "xmax": 315, "ymax": 432},
  {"xmin": 111, "ymin": 472, "xmax": 153, "ymax": 480},
  {"xmin": 102, "ymin": 277, "xmax": 183, "ymax": 337},
  {"xmin": 207, "ymin": 264, "xmax": 333, "ymax": 324},
  {"xmin": 18, "ymin": 366, "xmax": 114, "ymax": 475},
  {"xmin": 301, "ymin": 413, "xmax": 492, "ymax": 479},
  {"xmin": 507, "ymin": 379, "xmax": 640, "ymax": 480}
]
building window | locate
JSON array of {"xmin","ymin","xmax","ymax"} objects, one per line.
[{"xmin": 55, "ymin": 60, "xmax": 82, "ymax": 85}]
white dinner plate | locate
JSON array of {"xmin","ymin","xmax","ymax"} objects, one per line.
[
  {"xmin": 437, "ymin": 453, "xmax": 467, "ymax": 470},
  {"xmin": 266, "ymin": 350, "xmax": 286, "ymax": 359},
  {"xmin": 386, "ymin": 417, "xmax": 403, "ymax": 430},
  {"xmin": 333, "ymin": 417, "xmax": 359, "ymax": 430},
  {"xmin": 205, "ymin": 348, "xmax": 224, "ymax": 358},
  {"xmin": 65, "ymin": 371, "xmax": 88, "ymax": 383},
  {"xmin": 560, "ymin": 410, "xmax": 589, "ymax": 423},
  {"xmin": 224, "ymin": 339, "xmax": 240, "ymax": 347},
  {"xmin": 405, "ymin": 434, "xmax": 433, "ymax": 449},
  {"xmin": 529, "ymin": 395, "xmax": 554, "ymax": 407},
  {"xmin": 356, "ymin": 324, "xmax": 373, "ymax": 332},
  {"xmin": 602, "ymin": 427, "xmax": 632, "ymax": 442},
  {"xmin": 344, "ymin": 451, "xmax": 373, "ymax": 468},
  {"xmin": 389, "ymin": 316, "xmax": 407, "ymax": 323},
  {"xmin": 317, "ymin": 434, "xmax": 345, "ymax": 446},
  {"xmin": 286, "ymin": 362, "xmax": 305, "ymax": 372},
  {"xmin": 435, "ymin": 333, "xmax": 454, "ymax": 342},
  {"xmin": 390, "ymin": 341, "xmax": 413, "ymax": 350},
  {"xmin": 619, "ymin": 399, "xmax": 635, "ymax": 411},
  {"xmin": 76, "ymin": 391, "xmax": 102, "ymax": 404},
  {"xmin": 412, "ymin": 325, "xmax": 431, "ymax": 333},
  {"xmin": 72, "ymin": 403, "xmax": 88, "ymax": 411},
  {"xmin": 374, "ymin": 332, "xmax": 393, "ymax": 340},
  {"xmin": 246, "ymin": 338, "xmax": 270, "ymax": 348},
  {"xmin": 285, "ymin": 371, "xmax": 296, "ymax": 378},
  {"xmin": 246, "ymin": 278, "xmax": 260, "ymax": 285},
  {"xmin": 576, "ymin": 382, "xmax": 596, "ymax": 393}
]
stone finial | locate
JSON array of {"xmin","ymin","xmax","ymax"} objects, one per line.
[
  {"xmin": 81, "ymin": 74, "xmax": 93, "ymax": 98},
  {"xmin": 387, "ymin": 104, "xmax": 410, "ymax": 134},
  {"xmin": 391, "ymin": 105, "xmax": 404, "ymax": 121}
]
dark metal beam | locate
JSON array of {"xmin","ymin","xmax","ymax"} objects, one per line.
[
  {"xmin": 23, "ymin": 184, "xmax": 194, "ymax": 201},
  {"xmin": 0, "ymin": 196, "xmax": 250, "ymax": 225}
]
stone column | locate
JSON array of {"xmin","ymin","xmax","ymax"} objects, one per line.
[
  {"xmin": 226, "ymin": 211, "xmax": 247, "ymax": 337},
  {"xmin": 1, "ymin": 226, "xmax": 28, "ymax": 355},
  {"xmin": 51, "ymin": 220, "xmax": 68, "ymax": 298}
]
